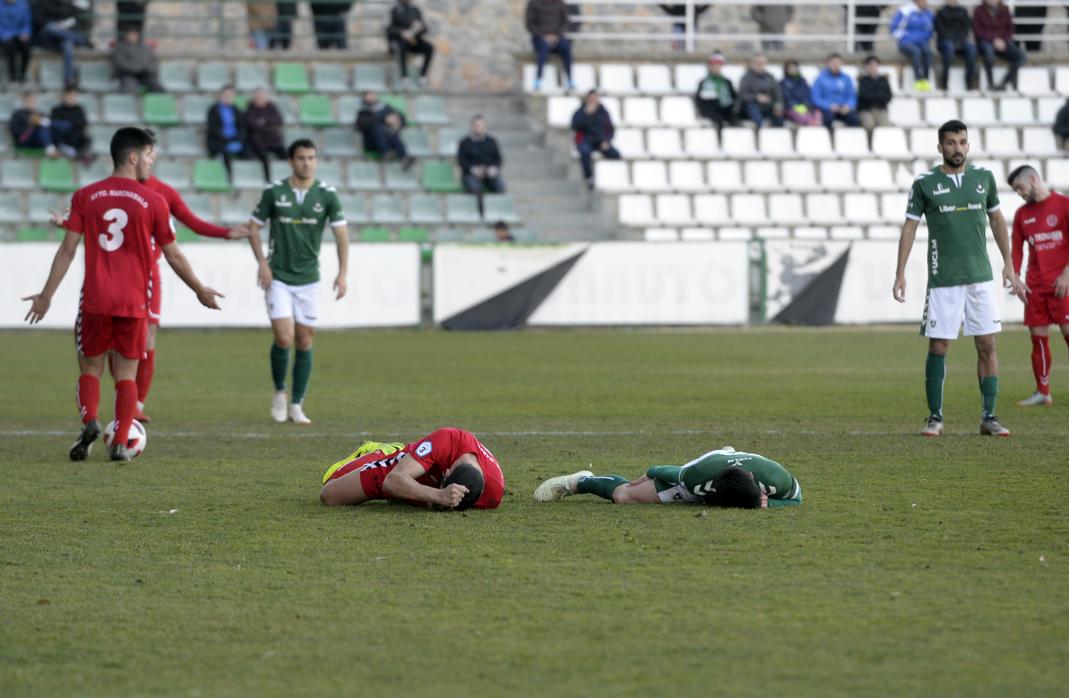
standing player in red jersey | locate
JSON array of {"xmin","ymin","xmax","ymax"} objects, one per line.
[
  {"xmin": 319, "ymin": 427, "xmax": 506, "ymax": 511},
  {"xmin": 23, "ymin": 127, "xmax": 224, "ymax": 461},
  {"xmin": 1007, "ymin": 165, "xmax": 1069, "ymax": 406}
]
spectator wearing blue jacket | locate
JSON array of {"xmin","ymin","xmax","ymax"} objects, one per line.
[
  {"xmin": 780, "ymin": 60, "xmax": 821, "ymax": 127},
  {"xmin": 0, "ymin": 0, "xmax": 33, "ymax": 84},
  {"xmin": 891, "ymin": 0, "xmax": 935, "ymax": 92},
  {"xmin": 811, "ymin": 53, "xmax": 860, "ymax": 129}
]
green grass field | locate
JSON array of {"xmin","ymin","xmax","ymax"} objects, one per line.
[{"xmin": 2, "ymin": 327, "xmax": 1067, "ymax": 697}]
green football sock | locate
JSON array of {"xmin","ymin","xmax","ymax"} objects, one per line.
[
  {"xmin": 270, "ymin": 343, "xmax": 288, "ymax": 391},
  {"xmin": 576, "ymin": 475, "xmax": 628, "ymax": 501},
  {"xmin": 292, "ymin": 349, "xmax": 313, "ymax": 404},
  {"xmin": 925, "ymin": 352, "xmax": 945, "ymax": 419},
  {"xmin": 980, "ymin": 375, "xmax": 998, "ymax": 420}
]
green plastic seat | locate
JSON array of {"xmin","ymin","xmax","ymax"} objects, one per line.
[
  {"xmin": 381, "ymin": 94, "xmax": 408, "ymax": 118},
  {"xmin": 143, "ymin": 93, "xmax": 180, "ymax": 125},
  {"xmin": 193, "ymin": 159, "xmax": 232, "ymax": 192},
  {"xmin": 398, "ymin": 226, "xmax": 429, "ymax": 243},
  {"xmin": 353, "ymin": 64, "xmax": 388, "ymax": 91},
  {"xmin": 313, "ymin": 63, "xmax": 349, "ymax": 92},
  {"xmin": 299, "ymin": 94, "xmax": 335, "ymax": 126},
  {"xmin": 39, "ymin": 159, "xmax": 77, "ymax": 192},
  {"xmin": 421, "ymin": 161, "xmax": 462, "ymax": 193},
  {"xmin": 361, "ymin": 226, "xmax": 392, "ymax": 242},
  {"xmin": 274, "ymin": 62, "xmax": 311, "ymax": 93},
  {"xmin": 196, "ymin": 62, "xmax": 231, "ymax": 92},
  {"xmin": 17, "ymin": 227, "xmax": 54, "ymax": 241},
  {"xmin": 175, "ymin": 226, "xmax": 200, "ymax": 242}
]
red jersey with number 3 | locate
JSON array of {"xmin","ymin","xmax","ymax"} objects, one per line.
[
  {"xmin": 405, "ymin": 428, "xmax": 506, "ymax": 509},
  {"xmin": 63, "ymin": 176, "xmax": 175, "ymax": 317},
  {"xmin": 1012, "ymin": 192, "xmax": 1069, "ymax": 290}
]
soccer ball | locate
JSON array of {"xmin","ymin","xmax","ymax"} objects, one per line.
[{"xmin": 103, "ymin": 419, "xmax": 148, "ymax": 458}]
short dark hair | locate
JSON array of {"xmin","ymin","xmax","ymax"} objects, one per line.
[
  {"xmin": 219, "ymin": 84, "xmax": 234, "ymax": 93},
  {"xmin": 1007, "ymin": 164, "xmax": 1038, "ymax": 187},
  {"xmin": 493, "ymin": 220, "xmax": 509, "ymax": 231},
  {"xmin": 110, "ymin": 127, "xmax": 156, "ymax": 169},
  {"xmin": 865, "ymin": 55, "xmax": 880, "ymax": 65},
  {"xmin": 938, "ymin": 119, "xmax": 968, "ymax": 143},
  {"xmin": 585, "ymin": 89, "xmax": 598, "ymax": 98},
  {"xmin": 442, "ymin": 462, "xmax": 484, "ymax": 511},
  {"xmin": 287, "ymin": 139, "xmax": 317, "ymax": 159},
  {"xmin": 707, "ymin": 466, "xmax": 761, "ymax": 509},
  {"xmin": 826, "ymin": 52, "xmax": 842, "ymax": 62}
]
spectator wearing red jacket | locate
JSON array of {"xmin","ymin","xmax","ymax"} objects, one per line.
[{"xmin": 972, "ymin": 0, "xmax": 1024, "ymax": 91}]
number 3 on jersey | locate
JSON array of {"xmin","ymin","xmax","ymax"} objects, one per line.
[{"xmin": 100, "ymin": 208, "xmax": 127, "ymax": 252}]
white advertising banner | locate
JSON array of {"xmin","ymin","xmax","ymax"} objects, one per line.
[{"xmin": 0, "ymin": 242, "xmax": 421, "ymax": 329}]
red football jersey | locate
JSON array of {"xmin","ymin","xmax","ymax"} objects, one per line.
[
  {"xmin": 143, "ymin": 176, "xmax": 229, "ymax": 261},
  {"xmin": 404, "ymin": 428, "xmax": 506, "ymax": 509},
  {"xmin": 1012, "ymin": 192, "xmax": 1069, "ymax": 290},
  {"xmin": 63, "ymin": 176, "xmax": 175, "ymax": 317}
]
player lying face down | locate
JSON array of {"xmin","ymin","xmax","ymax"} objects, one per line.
[
  {"xmin": 534, "ymin": 447, "xmax": 802, "ymax": 508},
  {"xmin": 320, "ymin": 428, "xmax": 505, "ymax": 510}
]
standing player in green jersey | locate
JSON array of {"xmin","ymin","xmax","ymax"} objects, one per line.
[
  {"xmin": 893, "ymin": 120, "xmax": 1025, "ymax": 437},
  {"xmin": 533, "ymin": 447, "xmax": 802, "ymax": 509},
  {"xmin": 246, "ymin": 139, "xmax": 349, "ymax": 425}
]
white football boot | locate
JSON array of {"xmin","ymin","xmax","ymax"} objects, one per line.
[
  {"xmin": 271, "ymin": 390, "xmax": 287, "ymax": 423},
  {"xmin": 1016, "ymin": 391, "xmax": 1052, "ymax": 407},
  {"xmin": 289, "ymin": 403, "xmax": 312, "ymax": 425},
  {"xmin": 921, "ymin": 416, "xmax": 944, "ymax": 437},
  {"xmin": 533, "ymin": 469, "xmax": 593, "ymax": 502}
]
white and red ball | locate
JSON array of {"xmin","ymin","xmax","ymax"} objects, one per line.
[{"xmin": 103, "ymin": 419, "xmax": 148, "ymax": 458}]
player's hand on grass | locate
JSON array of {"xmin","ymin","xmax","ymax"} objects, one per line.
[
  {"xmin": 196, "ymin": 287, "xmax": 224, "ymax": 310},
  {"xmin": 439, "ymin": 483, "xmax": 469, "ymax": 509},
  {"xmin": 1054, "ymin": 271, "xmax": 1069, "ymax": 299},
  {"xmin": 892, "ymin": 274, "xmax": 906, "ymax": 303},
  {"xmin": 257, "ymin": 262, "xmax": 272, "ymax": 290},
  {"xmin": 22, "ymin": 293, "xmax": 50, "ymax": 324},
  {"xmin": 334, "ymin": 274, "xmax": 347, "ymax": 300}
]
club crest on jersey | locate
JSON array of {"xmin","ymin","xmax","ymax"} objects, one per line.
[
  {"xmin": 416, "ymin": 441, "xmax": 432, "ymax": 457},
  {"xmin": 313, "ymin": 202, "xmax": 324, "ymax": 213},
  {"xmin": 933, "ymin": 183, "xmax": 950, "ymax": 196},
  {"xmin": 976, "ymin": 183, "xmax": 985, "ymax": 194},
  {"xmin": 1048, "ymin": 214, "xmax": 1059, "ymax": 227}
]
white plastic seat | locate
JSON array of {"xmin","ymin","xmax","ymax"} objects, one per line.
[
  {"xmin": 683, "ymin": 128, "xmax": 719, "ymax": 157},
  {"xmin": 600, "ymin": 64, "xmax": 637, "ymax": 94},
  {"xmin": 693, "ymin": 194, "xmax": 731, "ymax": 225},
  {"xmin": 895, "ymin": 163, "xmax": 919, "ymax": 190},
  {"xmin": 1038, "ymin": 97, "xmax": 1063, "ymax": 124},
  {"xmin": 623, "ymin": 97, "xmax": 659, "ymax": 126},
  {"xmin": 1017, "ymin": 67, "xmax": 1052, "ymax": 97},
  {"xmin": 600, "ymin": 96, "xmax": 622, "ymax": 125},
  {"xmin": 618, "ymin": 194, "xmax": 656, "ymax": 225},
  {"xmin": 644, "ymin": 227, "xmax": 679, "ymax": 241},
  {"xmin": 819, "ymin": 160, "xmax": 855, "ymax": 192},
  {"xmin": 999, "ymin": 98, "xmax": 1035, "ymax": 126},
  {"xmin": 872, "ymin": 127, "xmax": 910, "ymax": 159},
  {"xmin": 755, "ymin": 227, "xmax": 790, "ymax": 240},
  {"xmin": 856, "ymin": 160, "xmax": 897, "ymax": 192},
  {"xmin": 594, "ymin": 160, "xmax": 631, "ymax": 192},
  {"xmin": 730, "ymin": 193, "xmax": 769, "ymax": 225},
  {"xmin": 632, "ymin": 160, "xmax": 670, "ymax": 191},
  {"xmin": 547, "ymin": 96, "xmax": 580, "ymax": 128},
  {"xmin": 1022, "ymin": 127, "xmax": 1060, "ymax": 157},
  {"xmin": 834, "ymin": 128, "xmax": 870, "ymax": 158},
  {"xmin": 571, "ymin": 64, "xmax": 597, "ymax": 92},
  {"xmin": 868, "ymin": 225, "xmax": 902, "ymax": 240},
  {"xmin": 805, "ymin": 193, "xmax": 844, "ymax": 225},
  {"xmin": 767, "ymin": 193, "xmax": 806, "ymax": 225},
  {"xmin": 647, "ymin": 128, "xmax": 684, "ymax": 158},
  {"xmin": 781, "ymin": 160, "xmax": 820, "ymax": 192},
  {"xmin": 982, "ymin": 128, "xmax": 1019, "ymax": 157},
  {"xmin": 831, "ymin": 226, "xmax": 865, "ymax": 240},
  {"xmin": 613, "ymin": 129, "xmax": 647, "ymax": 158},
  {"xmin": 909, "ymin": 127, "xmax": 939, "ymax": 158},
  {"xmin": 888, "ymin": 98, "xmax": 923, "ymax": 127},
  {"xmin": 944, "ymin": 67, "xmax": 969, "ymax": 96},
  {"xmin": 758, "ymin": 128, "xmax": 794, "ymax": 158},
  {"xmin": 960, "ymin": 97, "xmax": 998, "ymax": 127},
  {"xmin": 973, "ymin": 159, "xmax": 1006, "ymax": 186},
  {"xmin": 717, "ymin": 227, "xmax": 753, "ymax": 240},
  {"xmin": 793, "ymin": 226, "xmax": 828, "ymax": 240},
  {"xmin": 675, "ymin": 64, "xmax": 707, "ymax": 93},
  {"xmin": 680, "ymin": 227, "xmax": 715, "ymax": 240},
  {"xmin": 655, "ymin": 194, "xmax": 693, "ymax": 224},
  {"xmin": 744, "ymin": 160, "xmax": 781, "ymax": 192},
  {"xmin": 659, "ymin": 96, "xmax": 698, "ymax": 127},
  {"xmin": 843, "ymin": 193, "xmax": 883, "ymax": 224},
  {"xmin": 705, "ymin": 161, "xmax": 745, "ymax": 191},
  {"xmin": 636, "ymin": 64, "xmax": 674, "ymax": 95},
  {"xmin": 719, "ymin": 127, "xmax": 757, "ymax": 158},
  {"xmin": 669, "ymin": 161, "xmax": 706, "ymax": 191},
  {"xmin": 524, "ymin": 64, "xmax": 562, "ymax": 93},
  {"xmin": 924, "ymin": 97, "xmax": 959, "ymax": 126},
  {"xmin": 881, "ymin": 192, "xmax": 907, "ymax": 222},
  {"xmin": 796, "ymin": 127, "xmax": 833, "ymax": 159}
]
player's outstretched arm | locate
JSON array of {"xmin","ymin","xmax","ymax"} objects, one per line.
[
  {"xmin": 893, "ymin": 218, "xmax": 920, "ymax": 303},
  {"xmin": 382, "ymin": 454, "xmax": 469, "ymax": 509},
  {"xmin": 332, "ymin": 223, "xmax": 349, "ymax": 300},
  {"xmin": 22, "ymin": 230, "xmax": 81, "ymax": 324},
  {"xmin": 160, "ymin": 241, "xmax": 224, "ymax": 310}
]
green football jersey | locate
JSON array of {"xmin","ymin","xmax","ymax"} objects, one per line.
[
  {"xmin": 905, "ymin": 165, "xmax": 1000, "ymax": 288},
  {"xmin": 251, "ymin": 178, "xmax": 346, "ymax": 285},
  {"xmin": 647, "ymin": 448, "xmax": 802, "ymax": 507}
]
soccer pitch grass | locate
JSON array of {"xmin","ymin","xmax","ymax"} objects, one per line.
[{"xmin": 1, "ymin": 327, "xmax": 1067, "ymax": 697}]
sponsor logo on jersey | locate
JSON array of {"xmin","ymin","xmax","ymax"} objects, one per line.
[
  {"xmin": 938, "ymin": 202, "xmax": 983, "ymax": 213},
  {"xmin": 416, "ymin": 441, "xmax": 432, "ymax": 457},
  {"xmin": 276, "ymin": 195, "xmax": 292, "ymax": 207},
  {"xmin": 1029, "ymin": 231, "xmax": 1064, "ymax": 244},
  {"xmin": 1024, "ymin": 217, "xmax": 1036, "ymax": 224},
  {"xmin": 933, "ymin": 183, "xmax": 950, "ymax": 196}
]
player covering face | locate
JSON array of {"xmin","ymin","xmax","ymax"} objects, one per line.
[{"xmin": 534, "ymin": 447, "xmax": 802, "ymax": 509}]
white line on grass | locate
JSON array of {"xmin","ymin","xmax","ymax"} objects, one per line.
[{"xmin": 1, "ymin": 428, "xmax": 903, "ymax": 438}]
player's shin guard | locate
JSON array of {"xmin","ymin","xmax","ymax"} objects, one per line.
[
  {"xmin": 1031, "ymin": 335, "xmax": 1051, "ymax": 396},
  {"xmin": 979, "ymin": 375, "xmax": 998, "ymax": 420},
  {"xmin": 576, "ymin": 475, "xmax": 628, "ymax": 501},
  {"xmin": 76, "ymin": 374, "xmax": 100, "ymax": 425},
  {"xmin": 925, "ymin": 352, "xmax": 946, "ymax": 419},
  {"xmin": 270, "ymin": 343, "xmax": 288, "ymax": 391},
  {"xmin": 113, "ymin": 379, "xmax": 138, "ymax": 445},
  {"xmin": 136, "ymin": 349, "xmax": 156, "ymax": 403},
  {"xmin": 292, "ymin": 349, "xmax": 312, "ymax": 404}
]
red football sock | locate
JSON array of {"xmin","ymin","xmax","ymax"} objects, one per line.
[
  {"xmin": 136, "ymin": 349, "xmax": 156, "ymax": 404},
  {"xmin": 1031, "ymin": 335, "xmax": 1052, "ymax": 396},
  {"xmin": 113, "ymin": 379, "xmax": 138, "ymax": 447},
  {"xmin": 76, "ymin": 374, "xmax": 100, "ymax": 425}
]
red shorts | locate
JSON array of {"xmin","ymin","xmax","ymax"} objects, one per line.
[
  {"xmin": 148, "ymin": 261, "xmax": 162, "ymax": 326},
  {"xmin": 326, "ymin": 449, "xmax": 406, "ymax": 501},
  {"xmin": 1024, "ymin": 290, "xmax": 1069, "ymax": 327},
  {"xmin": 75, "ymin": 312, "xmax": 147, "ymax": 360}
]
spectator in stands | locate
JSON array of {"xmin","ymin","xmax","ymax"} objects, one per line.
[
  {"xmin": 387, "ymin": 0, "xmax": 433, "ymax": 89},
  {"xmin": 8, "ymin": 90, "xmax": 57, "ymax": 156},
  {"xmin": 972, "ymin": 0, "xmax": 1024, "ymax": 92},
  {"xmin": 857, "ymin": 55, "xmax": 892, "ymax": 132},
  {"xmin": 311, "ymin": 0, "xmax": 351, "ymax": 49},
  {"xmin": 571, "ymin": 89, "xmax": 620, "ymax": 190},
  {"xmin": 0, "ymin": 0, "xmax": 32, "ymax": 85},
  {"xmin": 658, "ymin": 3, "xmax": 710, "ymax": 50},
  {"xmin": 525, "ymin": 0, "xmax": 573, "ymax": 91},
  {"xmin": 244, "ymin": 88, "xmax": 286, "ymax": 181},
  {"xmin": 111, "ymin": 27, "xmax": 164, "ymax": 94},
  {"xmin": 206, "ymin": 85, "xmax": 245, "ymax": 178},
  {"xmin": 739, "ymin": 53, "xmax": 784, "ymax": 128},
  {"xmin": 934, "ymin": 0, "xmax": 977, "ymax": 91},
  {"xmin": 780, "ymin": 60, "xmax": 821, "ymax": 127},
  {"xmin": 494, "ymin": 221, "xmax": 515, "ymax": 242},
  {"xmin": 271, "ymin": 1, "xmax": 296, "ymax": 49},
  {"xmin": 1054, "ymin": 99, "xmax": 1069, "ymax": 152},
  {"xmin": 458, "ymin": 115, "xmax": 505, "ymax": 198},
  {"xmin": 891, "ymin": 0, "xmax": 934, "ymax": 93},
  {"xmin": 246, "ymin": 1, "xmax": 275, "ymax": 50},
  {"xmin": 694, "ymin": 52, "xmax": 737, "ymax": 130},
  {"xmin": 751, "ymin": 5, "xmax": 793, "ymax": 51},
  {"xmin": 811, "ymin": 53, "xmax": 861, "ymax": 129},
  {"xmin": 853, "ymin": 3, "xmax": 885, "ymax": 53},
  {"xmin": 50, "ymin": 85, "xmax": 90, "ymax": 162},
  {"xmin": 32, "ymin": 0, "xmax": 91, "ymax": 88},
  {"xmin": 1013, "ymin": 3, "xmax": 1045, "ymax": 53},
  {"xmin": 115, "ymin": 0, "xmax": 148, "ymax": 34},
  {"xmin": 355, "ymin": 90, "xmax": 414, "ymax": 170}
]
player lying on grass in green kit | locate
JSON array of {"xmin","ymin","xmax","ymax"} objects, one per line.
[{"xmin": 534, "ymin": 447, "xmax": 802, "ymax": 508}]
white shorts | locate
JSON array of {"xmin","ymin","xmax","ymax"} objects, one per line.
[
  {"xmin": 266, "ymin": 279, "xmax": 320, "ymax": 327},
  {"xmin": 656, "ymin": 483, "xmax": 701, "ymax": 504},
  {"xmin": 920, "ymin": 281, "xmax": 1002, "ymax": 339}
]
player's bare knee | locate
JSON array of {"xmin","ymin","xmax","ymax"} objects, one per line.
[
  {"xmin": 611, "ymin": 487, "xmax": 633, "ymax": 504},
  {"xmin": 320, "ymin": 484, "xmax": 339, "ymax": 506},
  {"xmin": 928, "ymin": 339, "xmax": 950, "ymax": 356},
  {"xmin": 274, "ymin": 334, "xmax": 294, "ymax": 350}
]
